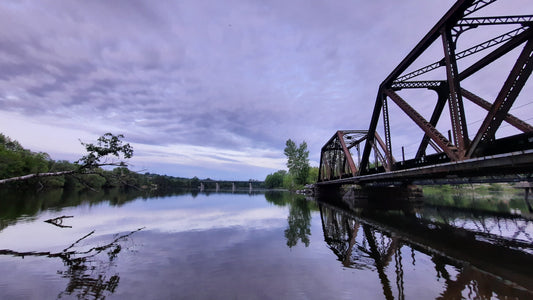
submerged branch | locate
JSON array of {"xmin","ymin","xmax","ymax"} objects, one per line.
[
  {"xmin": 0, "ymin": 227, "xmax": 145, "ymax": 260},
  {"xmin": 44, "ymin": 215, "xmax": 74, "ymax": 228}
]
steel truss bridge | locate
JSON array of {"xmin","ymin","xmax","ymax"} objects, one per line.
[{"xmin": 318, "ymin": 0, "xmax": 533, "ymax": 186}]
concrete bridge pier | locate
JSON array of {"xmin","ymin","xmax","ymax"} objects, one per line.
[
  {"xmin": 216, "ymin": 182, "xmax": 220, "ymax": 192},
  {"xmin": 315, "ymin": 184, "xmax": 423, "ymax": 211},
  {"xmin": 232, "ymin": 182, "xmax": 236, "ymax": 192}
]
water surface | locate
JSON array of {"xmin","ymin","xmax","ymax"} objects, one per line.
[{"xmin": 0, "ymin": 188, "xmax": 532, "ymax": 299}]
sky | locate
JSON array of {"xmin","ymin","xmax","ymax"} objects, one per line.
[{"xmin": 0, "ymin": 0, "xmax": 531, "ymax": 180}]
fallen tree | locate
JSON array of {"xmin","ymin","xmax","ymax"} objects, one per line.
[{"xmin": 0, "ymin": 133, "xmax": 133, "ymax": 185}]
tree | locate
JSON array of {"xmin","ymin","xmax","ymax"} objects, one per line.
[
  {"xmin": 307, "ymin": 167, "xmax": 319, "ymax": 184},
  {"xmin": 265, "ymin": 170, "xmax": 287, "ymax": 188},
  {"xmin": 0, "ymin": 133, "xmax": 133, "ymax": 185},
  {"xmin": 0, "ymin": 133, "xmax": 50, "ymax": 180},
  {"xmin": 284, "ymin": 139, "xmax": 310, "ymax": 186}
]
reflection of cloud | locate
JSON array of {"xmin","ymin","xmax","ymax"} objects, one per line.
[
  {"xmin": 93, "ymin": 206, "xmax": 288, "ymax": 234},
  {"xmin": 0, "ymin": 204, "xmax": 288, "ymax": 253}
]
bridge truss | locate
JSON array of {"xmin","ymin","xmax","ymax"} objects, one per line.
[{"xmin": 319, "ymin": 0, "xmax": 533, "ymax": 185}]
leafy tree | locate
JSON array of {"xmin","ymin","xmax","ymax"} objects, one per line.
[
  {"xmin": 190, "ymin": 176, "xmax": 200, "ymax": 189},
  {"xmin": 265, "ymin": 170, "xmax": 286, "ymax": 188},
  {"xmin": 76, "ymin": 133, "xmax": 133, "ymax": 171},
  {"xmin": 282, "ymin": 172, "xmax": 296, "ymax": 190},
  {"xmin": 284, "ymin": 139, "xmax": 310, "ymax": 186},
  {"xmin": 0, "ymin": 133, "xmax": 50, "ymax": 181},
  {"xmin": 307, "ymin": 167, "xmax": 319, "ymax": 184}
]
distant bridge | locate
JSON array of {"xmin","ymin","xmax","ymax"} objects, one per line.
[
  {"xmin": 318, "ymin": 0, "xmax": 533, "ymax": 187},
  {"xmin": 198, "ymin": 180, "xmax": 264, "ymax": 192}
]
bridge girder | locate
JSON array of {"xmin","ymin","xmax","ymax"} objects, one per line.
[{"xmin": 358, "ymin": 0, "xmax": 533, "ymax": 177}]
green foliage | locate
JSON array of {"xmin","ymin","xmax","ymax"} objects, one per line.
[
  {"xmin": 282, "ymin": 173, "xmax": 296, "ymax": 190},
  {"xmin": 284, "ymin": 139, "xmax": 310, "ymax": 186},
  {"xmin": 263, "ymin": 141, "xmax": 317, "ymax": 191},
  {"xmin": 82, "ymin": 173, "xmax": 107, "ymax": 189},
  {"xmin": 0, "ymin": 133, "xmax": 50, "ymax": 180},
  {"xmin": 265, "ymin": 170, "xmax": 286, "ymax": 188},
  {"xmin": 307, "ymin": 167, "xmax": 318, "ymax": 183},
  {"xmin": 488, "ymin": 183, "xmax": 504, "ymax": 192},
  {"xmin": 76, "ymin": 133, "xmax": 133, "ymax": 170},
  {"xmin": 284, "ymin": 196, "xmax": 312, "ymax": 248}
]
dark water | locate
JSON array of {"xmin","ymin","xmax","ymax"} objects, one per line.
[{"xmin": 0, "ymin": 187, "xmax": 532, "ymax": 299}]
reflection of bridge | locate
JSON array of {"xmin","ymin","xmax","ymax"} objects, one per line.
[
  {"xmin": 318, "ymin": 202, "xmax": 533, "ymax": 299},
  {"xmin": 318, "ymin": 0, "xmax": 533, "ymax": 187}
]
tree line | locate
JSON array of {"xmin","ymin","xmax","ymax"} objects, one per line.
[
  {"xmin": 0, "ymin": 133, "xmax": 206, "ymax": 191},
  {"xmin": 1, "ymin": 133, "xmax": 315, "ymax": 192}
]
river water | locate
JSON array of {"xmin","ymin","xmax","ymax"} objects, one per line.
[{"xmin": 0, "ymin": 187, "xmax": 532, "ymax": 299}]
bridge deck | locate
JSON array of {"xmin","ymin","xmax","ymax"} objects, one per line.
[{"xmin": 317, "ymin": 150, "xmax": 533, "ymax": 186}]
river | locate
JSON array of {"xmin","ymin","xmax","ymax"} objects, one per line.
[{"xmin": 0, "ymin": 186, "xmax": 532, "ymax": 299}]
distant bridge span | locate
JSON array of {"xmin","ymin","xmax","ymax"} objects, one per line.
[{"xmin": 318, "ymin": 0, "xmax": 533, "ymax": 186}]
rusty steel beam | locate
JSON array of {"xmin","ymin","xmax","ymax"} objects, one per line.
[
  {"xmin": 396, "ymin": 27, "xmax": 529, "ymax": 83},
  {"xmin": 461, "ymin": 88, "xmax": 533, "ymax": 133},
  {"xmin": 442, "ymin": 28, "xmax": 470, "ymax": 157},
  {"xmin": 459, "ymin": 28, "xmax": 533, "ymax": 80},
  {"xmin": 391, "ymin": 80, "xmax": 445, "ymax": 90},
  {"xmin": 384, "ymin": 89, "xmax": 459, "ymax": 161},
  {"xmin": 381, "ymin": 96, "xmax": 393, "ymax": 170},
  {"xmin": 319, "ymin": 131, "xmax": 366, "ymax": 181},
  {"xmin": 337, "ymin": 131, "xmax": 358, "ymax": 175},
  {"xmin": 456, "ymin": 15, "xmax": 533, "ymax": 26},
  {"xmin": 383, "ymin": 0, "xmax": 475, "ymax": 87},
  {"xmin": 372, "ymin": 131, "xmax": 394, "ymax": 172},
  {"xmin": 457, "ymin": 27, "xmax": 529, "ymax": 60},
  {"xmin": 463, "ymin": 0, "xmax": 496, "ymax": 17},
  {"xmin": 360, "ymin": 93, "xmax": 384, "ymax": 175},
  {"xmin": 467, "ymin": 38, "xmax": 533, "ymax": 157}
]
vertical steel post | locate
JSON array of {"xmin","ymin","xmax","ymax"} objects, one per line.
[
  {"xmin": 361, "ymin": 91, "xmax": 385, "ymax": 174},
  {"xmin": 442, "ymin": 28, "xmax": 469, "ymax": 159},
  {"xmin": 382, "ymin": 95, "xmax": 394, "ymax": 170}
]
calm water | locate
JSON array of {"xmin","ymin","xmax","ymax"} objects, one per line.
[{"xmin": 0, "ymin": 188, "xmax": 532, "ymax": 299}]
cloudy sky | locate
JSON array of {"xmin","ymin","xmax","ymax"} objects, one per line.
[{"xmin": 1, "ymin": 0, "xmax": 531, "ymax": 180}]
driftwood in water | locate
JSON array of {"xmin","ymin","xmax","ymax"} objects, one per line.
[{"xmin": 44, "ymin": 215, "xmax": 74, "ymax": 228}]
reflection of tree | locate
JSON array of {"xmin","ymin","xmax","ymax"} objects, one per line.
[
  {"xmin": 284, "ymin": 197, "xmax": 312, "ymax": 248},
  {"xmin": 264, "ymin": 191, "xmax": 290, "ymax": 206},
  {"xmin": 0, "ymin": 227, "xmax": 143, "ymax": 299},
  {"xmin": 0, "ymin": 185, "xmax": 192, "ymax": 232}
]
